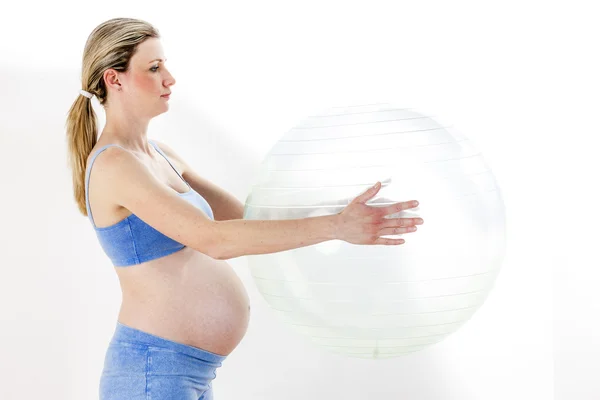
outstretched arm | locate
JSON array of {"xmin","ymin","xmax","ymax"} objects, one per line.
[{"xmin": 99, "ymin": 145, "xmax": 419, "ymax": 260}]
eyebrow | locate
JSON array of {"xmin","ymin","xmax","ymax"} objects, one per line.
[{"xmin": 148, "ymin": 58, "xmax": 167, "ymax": 64}]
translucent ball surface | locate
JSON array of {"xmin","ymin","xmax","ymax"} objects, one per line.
[{"xmin": 243, "ymin": 105, "xmax": 506, "ymax": 359}]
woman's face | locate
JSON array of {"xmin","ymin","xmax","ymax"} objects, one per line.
[{"xmin": 105, "ymin": 37, "xmax": 176, "ymax": 118}]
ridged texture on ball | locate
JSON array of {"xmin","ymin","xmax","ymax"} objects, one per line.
[{"xmin": 243, "ymin": 105, "xmax": 506, "ymax": 359}]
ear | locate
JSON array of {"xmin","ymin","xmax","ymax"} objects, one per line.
[{"xmin": 103, "ymin": 68, "xmax": 122, "ymax": 91}]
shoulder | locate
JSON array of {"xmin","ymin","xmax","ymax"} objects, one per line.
[
  {"xmin": 150, "ymin": 139, "xmax": 189, "ymax": 171},
  {"xmin": 87, "ymin": 144, "xmax": 134, "ymax": 169},
  {"xmin": 88, "ymin": 145, "xmax": 144, "ymax": 182}
]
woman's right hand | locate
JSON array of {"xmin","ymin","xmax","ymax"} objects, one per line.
[{"xmin": 334, "ymin": 181, "xmax": 423, "ymax": 245}]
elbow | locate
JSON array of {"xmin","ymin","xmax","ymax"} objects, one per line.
[
  {"xmin": 194, "ymin": 222, "xmax": 230, "ymax": 260},
  {"xmin": 195, "ymin": 240, "xmax": 227, "ymax": 260},
  {"xmin": 213, "ymin": 252, "xmax": 229, "ymax": 261},
  {"xmin": 208, "ymin": 246, "xmax": 233, "ymax": 261},
  {"xmin": 208, "ymin": 245, "xmax": 226, "ymax": 260}
]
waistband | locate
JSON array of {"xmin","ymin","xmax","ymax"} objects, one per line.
[{"xmin": 111, "ymin": 321, "xmax": 227, "ymax": 364}]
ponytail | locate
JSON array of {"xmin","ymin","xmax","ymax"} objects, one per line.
[{"xmin": 65, "ymin": 93, "xmax": 98, "ymax": 215}]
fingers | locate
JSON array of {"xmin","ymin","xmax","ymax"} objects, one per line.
[
  {"xmin": 379, "ymin": 218, "xmax": 424, "ymax": 228},
  {"xmin": 373, "ymin": 217, "xmax": 423, "ymax": 245},
  {"xmin": 382, "ymin": 200, "xmax": 419, "ymax": 215},
  {"xmin": 374, "ymin": 237, "xmax": 406, "ymax": 245},
  {"xmin": 378, "ymin": 226, "xmax": 417, "ymax": 236},
  {"xmin": 352, "ymin": 182, "xmax": 382, "ymax": 204}
]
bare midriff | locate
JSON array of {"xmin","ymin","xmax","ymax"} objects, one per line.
[{"xmin": 115, "ymin": 246, "xmax": 250, "ymax": 356}]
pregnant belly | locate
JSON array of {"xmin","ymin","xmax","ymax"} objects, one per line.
[{"xmin": 115, "ymin": 247, "xmax": 251, "ymax": 356}]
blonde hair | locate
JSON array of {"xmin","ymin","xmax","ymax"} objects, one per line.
[{"xmin": 65, "ymin": 17, "xmax": 160, "ymax": 215}]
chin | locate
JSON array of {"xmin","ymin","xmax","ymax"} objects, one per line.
[{"xmin": 157, "ymin": 103, "xmax": 170, "ymax": 114}]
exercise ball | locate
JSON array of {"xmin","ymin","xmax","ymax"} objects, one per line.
[{"xmin": 243, "ymin": 104, "xmax": 506, "ymax": 359}]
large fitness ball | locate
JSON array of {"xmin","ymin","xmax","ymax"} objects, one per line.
[{"xmin": 243, "ymin": 104, "xmax": 506, "ymax": 359}]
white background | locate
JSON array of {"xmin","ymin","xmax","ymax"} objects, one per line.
[{"xmin": 0, "ymin": 1, "xmax": 597, "ymax": 399}]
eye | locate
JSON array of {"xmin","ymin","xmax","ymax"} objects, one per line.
[{"xmin": 150, "ymin": 65, "xmax": 159, "ymax": 72}]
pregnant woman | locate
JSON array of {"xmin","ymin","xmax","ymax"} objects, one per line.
[{"xmin": 65, "ymin": 17, "xmax": 423, "ymax": 400}]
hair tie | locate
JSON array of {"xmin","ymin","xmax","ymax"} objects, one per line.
[{"xmin": 79, "ymin": 89, "xmax": 93, "ymax": 99}]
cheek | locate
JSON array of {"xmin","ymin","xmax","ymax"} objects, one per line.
[{"xmin": 133, "ymin": 74, "xmax": 159, "ymax": 94}]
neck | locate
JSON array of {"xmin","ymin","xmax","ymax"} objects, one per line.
[{"xmin": 101, "ymin": 115, "xmax": 152, "ymax": 154}]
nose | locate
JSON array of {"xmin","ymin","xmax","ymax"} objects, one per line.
[
  {"xmin": 164, "ymin": 70, "xmax": 176, "ymax": 87},
  {"xmin": 165, "ymin": 75, "xmax": 176, "ymax": 87}
]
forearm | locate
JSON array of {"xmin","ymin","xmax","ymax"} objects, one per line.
[{"xmin": 211, "ymin": 214, "xmax": 339, "ymax": 260}]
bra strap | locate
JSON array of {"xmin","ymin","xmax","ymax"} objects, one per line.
[
  {"xmin": 84, "ymin": 144, "xmax": 125, "ymax": 228},
  {"xmin": 149, "ymin": 140, "xmax": 191, "ymax": 189}
]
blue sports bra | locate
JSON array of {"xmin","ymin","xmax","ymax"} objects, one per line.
[{"xmin": 85, "ymin": 140, "xmax": 214, "ymax": 267}]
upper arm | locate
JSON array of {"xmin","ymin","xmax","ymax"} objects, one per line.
[{"xmin": 92, "ymin": 147, "xmax": 220, "ymax": 258}]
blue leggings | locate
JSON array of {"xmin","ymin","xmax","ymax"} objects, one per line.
[{"xmin": 99, "ymin": 322, "xmax": 227, "ymax": 400}]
